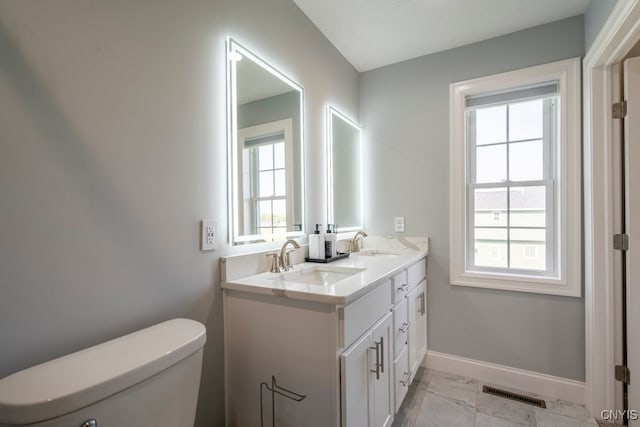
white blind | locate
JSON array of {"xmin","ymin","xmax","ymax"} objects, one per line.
[
  {"xmin": 244, "ymin": 131, "xmax": 284, "ymax": 148},
  {"xmin": 465, "ymin": 81, "xmax": 558, "ymax": 108}
]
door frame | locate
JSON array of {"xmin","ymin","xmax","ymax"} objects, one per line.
[{"xmin": 584, "ymin": 0, "xmax": 640, "ymax": 416}]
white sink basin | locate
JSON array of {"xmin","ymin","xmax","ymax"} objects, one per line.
[
  {"xmin": 280, "ymin": 265, "xmax": 365, "ymax": 286},
  {"xmin": 353, "ymin": 249, "xmax": 405, "ymax": 258}
]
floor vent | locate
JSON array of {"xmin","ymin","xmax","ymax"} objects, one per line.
[{"xmin": 482, "ymin": 385, "xmax": 547, "ymax": 408}]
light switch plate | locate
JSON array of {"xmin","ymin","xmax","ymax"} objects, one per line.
[
  {"xmin": 201, "ymin": 220, "xmax": 217, "ymax": 251},
  {"xmin": 394, "ymin": 216, "xmax": 405, "ymax": 233}
]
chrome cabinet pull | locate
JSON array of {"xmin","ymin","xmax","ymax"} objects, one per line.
[
  {"xmin": 380, "ymin": 337, "xmax": 385, "ymax": 374},
  {"xmin": 81, "ymin": 420, "xmax": 97, "ymax": 427},
  {"xmin": 400, "ymin": 372, "xmax": 410, "ymax": 386},
  {"xmin": 397, "ymin": 284, "xmax": 409, "ymax": 292},
  {"xmin": 417, "ymin": 293, "xmax": 426, "ymax": 316},
  {"xmin": 370, "ymin": 338, "xmax": 384, "ymax": 379},
  {"xmin": 370, "ymin": 340, "xmax": 381, "ymax": 380},
  {"xmin": 399, "ymin": 322, "xmax": 409, "ymax": 333}
]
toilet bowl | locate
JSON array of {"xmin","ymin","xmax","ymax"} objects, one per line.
[{"xmin": 0, "ymin": 318, "xmax": 206, "ymax": 427}]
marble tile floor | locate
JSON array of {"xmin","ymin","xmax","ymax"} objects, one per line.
[{"xmin": 393, "ymin": 366, "xmax": 599, "ymax": 427}]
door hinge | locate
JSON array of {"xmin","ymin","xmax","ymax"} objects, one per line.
[
  {"xmin": 615, "ymin": 365, "xmax": 631, "ymax": 384},
  {"xmin": 613, "ymin": 100, "xmax": 627, "ymax": 119},
  {"xmin": 614, "ymin": 234, "xmax": 629, "ymax": 251}
]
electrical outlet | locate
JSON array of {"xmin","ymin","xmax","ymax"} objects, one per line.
[
  {"xmin": 201, "ymin": 220, "xmax": 217, "ymax": 251},
  {"xmin": 394, "ymin": 216, "xmax": 405, "ymax": 233}
]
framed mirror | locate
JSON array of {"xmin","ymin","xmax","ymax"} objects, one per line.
[
  {"xmin": 227, "ymin": 38, "xmax": 305, "ymax": 245},
  {"xmin": 327, "ymin": 107, "xmax": 363, "ymax": 232}
]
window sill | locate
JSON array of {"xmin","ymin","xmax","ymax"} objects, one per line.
[{"xmin": 451, "ymin": 270, "xmax": 581, "ymax": 297}]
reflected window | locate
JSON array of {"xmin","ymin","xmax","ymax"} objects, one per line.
[
  {"xmin": 237, "ymin": 119, "xmax": 294, "ymax": 241},
  {"xmin": 251, "ymin": 141, "xmax": 287, "ymax": 236}
]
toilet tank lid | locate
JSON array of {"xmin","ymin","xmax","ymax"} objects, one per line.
[{"xmin": 0, "ymin": 318, "xmax": 206, "ymax": 425}]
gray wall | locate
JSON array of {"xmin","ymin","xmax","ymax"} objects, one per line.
[
  {"xmin": 0, "ymin": 1, "xmax": 358, "ymax": 425},
  {"xmin": 359, "ymin": 16, "xmax": 586, "ymax": 381},
  {"xmin": 585, "ymin": 0, "xmax": 617, "ymax": 52}
]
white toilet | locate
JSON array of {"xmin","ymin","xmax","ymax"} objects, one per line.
[{"xmin": 0, "ymin": 318, "xmax": 206, "ymax": 427}]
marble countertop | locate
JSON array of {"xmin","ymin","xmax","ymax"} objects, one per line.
[{"xmin": 221, "ymin": 237, "xmax": 428, "ymax": 305}]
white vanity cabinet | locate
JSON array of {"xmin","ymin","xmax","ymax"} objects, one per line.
[
  {"xmin": 222, "ymin": 251, "xmax": 427, "ymax": 427},
  {"xmin": 224, "ymin": 279, "xmax": 394, "ymax": 427}
]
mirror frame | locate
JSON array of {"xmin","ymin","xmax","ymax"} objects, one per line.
[
  {"xmin": 226, "ymin": 37, "xmax": 306, "ymax": 245},
  {"xmin": 327, "ymin": 106, "xmax": 363, "ymax": 233}
]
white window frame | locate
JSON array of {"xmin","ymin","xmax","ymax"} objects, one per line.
[{"xmin": 449, "ymin": 58, "xmax": 581, "ymax": 297}]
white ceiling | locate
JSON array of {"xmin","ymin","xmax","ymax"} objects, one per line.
[{"xmin": 292, "ymin": 0, "xmax": 591, "ymax": 72}]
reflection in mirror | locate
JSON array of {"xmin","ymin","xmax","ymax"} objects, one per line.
[
  {"xmin": 327, "ymin": 107, "xmax": 363, "ymax": 232},
  {"xmin": 227, "ymin": 38, "xmax": 305, "ymax": 245}
]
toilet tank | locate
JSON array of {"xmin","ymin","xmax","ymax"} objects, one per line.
[{"xmin": 0, "ymin": 318, "xmax": 206, "ymax": 427}]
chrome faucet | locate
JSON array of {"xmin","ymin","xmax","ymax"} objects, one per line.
[
  {"xmin": 266, "ymin": 253, "xmax": 283, "ymax": 273},
  {"xmin": 279, "ymin": 239, "xmax": 301, "ymax": 271},
  {"xmin": 350, "ymin": 231, "xmax": 368, "ymax": 253}
]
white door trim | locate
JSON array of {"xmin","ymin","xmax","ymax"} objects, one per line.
[{"xmin": 584, "ymin": 0, "xmax": 640, "ymax": 416}]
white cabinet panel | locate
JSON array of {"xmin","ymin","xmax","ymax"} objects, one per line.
[
  {"xmin": 341, "ymin": 331, "xmax": 373, "ymax": 427},
  {"xmin": 341, "ymin": 312, "xmax": 393, "ymax": 427},
  {"xmin": 372, "ymin": 313, "xmax": 393, "ymax": 427},
  {"xmin": 415, "ymin": 280, "xmax": 427, "ymax": 362},
  {"xmin": 343, "ymin": 280, "xmax": 392, "ymax": 348},
  {"xmin": 407, "ymin": 281, "xmax": 427, "ymax": 384}
]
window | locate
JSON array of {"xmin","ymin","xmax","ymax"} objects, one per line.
[
  {"xmin": 450, "ymin": 58, "xmax": 581, "ymax": 296},
  {"xmin": 468, "ymin": 94, "xmax": 554, "ymax": 273}
]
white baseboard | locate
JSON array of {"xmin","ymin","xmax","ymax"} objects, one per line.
[{"xmin": 425, "ymin": 350, "xmax": 585, "ymax": 405}]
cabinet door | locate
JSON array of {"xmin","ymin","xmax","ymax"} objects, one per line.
[
  {"xmin": 407, "ymin": 280, "xmax": 427, "ymax": 383},
  {"xmin": 414, "ymin": 280, "xmax": 427, "ymax": 367},
  {"xmin": 407, "ymin": 285, "xmax": 418, "ymax": 379},
  {"xmin": 371, "ymin": 312, "xmax": 393, "ymax": 427},
  {"xmin": 341, "ymin": 331, "xmax": 374, "ymax": 427}
]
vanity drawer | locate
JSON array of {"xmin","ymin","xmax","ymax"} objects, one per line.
[
  {"xmin": 392, "ymin": 270, "xmax": 409, "ymax": 304},
  {"xmin": 343, "ymin": 279, "xmax": 392, "ymax": 348},
  {"xmin": 393, "ymin": 299, "xmax": 408, "ymax": 359},
  {"xmin": 394, "ymin": 345, "xmax": 410, "ymax": 413},
  {"xmin": 407, "ymin": 259, "xmax": 426, "ymax": 289}
]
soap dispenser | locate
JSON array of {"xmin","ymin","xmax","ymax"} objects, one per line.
[
  {"xmin": 309, "ymin": 224, "xmax": 324, "ymax": 260},
  {"xmin": 325, "ymin": 224, "xmax": 337, "ymax": 258},
  {"xmin": 331, "ymin": 225, "xmax": 338, "ymax": 257}
]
